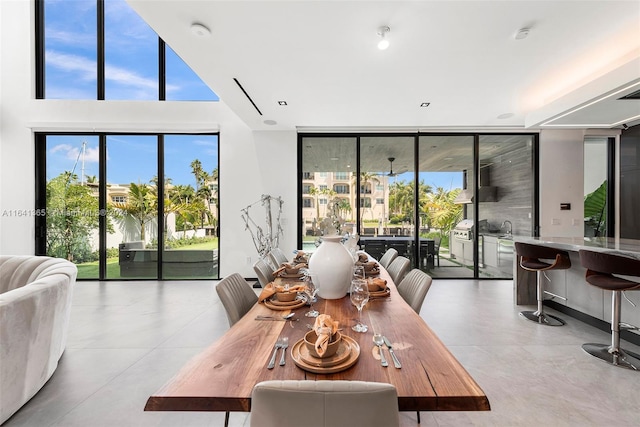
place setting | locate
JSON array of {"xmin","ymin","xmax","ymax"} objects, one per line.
[
  {"xmin": 290, "ymin": 314, "xmax": 360, "ymax": 374},
  {"xmin": 258, "ymin": 281, "xmax": 307, "ymax": 310},
  {"xmin": 366, "ymin": 277, "xmax": 390, "ymax": 299}
]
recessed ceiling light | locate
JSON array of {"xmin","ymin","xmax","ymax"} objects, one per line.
[
  {"xmin": 190, "ymin": 23, "xmax": 211, "ymax": 37},
  {"xmin": 278, "ymin": 101, "xmax": 287, "ymax": 106},
  {"xmin": 514, "ymin": 27, "xmax": 530, "ymax": 40},
  {"xmin": 330, "ymin": 157, "xmax": 339, "ymax": 161},
  {"xmin": 443, "ymin": 157, "xmax": 453, "ymax": 161},
  {"xmin": 263, "ymin": 119, "xmax": 277, "ymax": 125},
  {"xmin": 377, "ymin": 26, "xmax": 390, "ymax": 50},
  {"xmin": 420, "ymin": 102, "xmax": 430, "ymax": 107}
]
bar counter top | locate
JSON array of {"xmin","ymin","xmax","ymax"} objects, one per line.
[
  {"xmin": 513, "ymin": 236, "xmax": 640, "ymax": 260},
  {"xmin": 513, "ymin": 236, "xmax": 640, "ymax": 345}
]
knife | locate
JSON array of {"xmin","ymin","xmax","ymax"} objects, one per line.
[{"xmin": 382, "ymin": 336, "xmax": 402, "ymax": 368}]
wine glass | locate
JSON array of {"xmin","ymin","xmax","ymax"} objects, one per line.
[
  {"xmin": 303, "ymin": 270, "xmax": 320, "ymax": 317},
  {"xmin": 353, "ymin": 265, "xmax": 365, "ymax": 281},
  {"xmin": 350, "ymin": 279, "xmax": 369, "ymax": 333}
]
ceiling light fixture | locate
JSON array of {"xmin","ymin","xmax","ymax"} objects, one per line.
[
  {"xmin": 377, "ymin": 26, "xmax": 390, "ymax": 50},
  {"xmin": 190, "ymin": 23, "xmax": 211, "ymax": 37},
  {"xmin": 420, "ymin": 102, "xmax": 430, "ymax": 107},
  {"xmin": 278, "ymin": 101, "xmax": 287, "ymax": 106}
]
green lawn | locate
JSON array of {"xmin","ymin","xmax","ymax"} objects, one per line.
[
  {"xmin": 76, "ymin": 257, "xmax": 120, "ymax": 279},
  {"xmin": 76, "ymin": 238, "xmax": 219, "ymax": 279}
]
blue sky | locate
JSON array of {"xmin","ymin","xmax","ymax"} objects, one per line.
[
  {"xmin": 44, "ymin": 0, "xmax": 219, "ymax": 187},
  {"xmin": 44, "ymin": 0, "xmax": 217, "ymax": 101},
  {"xmin": 43, "ymin": 0, "xmax": 460, "ymax": 192},
  {"xmin": 47, "ymin": 135, "xmax": 219, "ymax": 187},
  {"xmin": 387, "ymin": 171, "xmax": 462, "ymax": 192}
]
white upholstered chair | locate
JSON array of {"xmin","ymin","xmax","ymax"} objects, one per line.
[
  {"xmin": 397, "ymin": 269, "xmax": 433, "ymax": 314},
  {"xmin": 250, "ymin": 380, "xmax": 399, "ymax": 427},
  {"xmin": 215, "ymin": 273, "xmax": 258, "ymax": 327},
  {"xmin": 386, "ymin": 256, "xmax": 410, "ymax": 285},
  {"xmin": 378, "ymin": 248, "xmax": 398, "ymax": 270}
]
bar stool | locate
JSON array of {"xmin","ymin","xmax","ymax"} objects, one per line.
[
  {"xmin": 515, "ymin": 242, "xmax": 571, "ymax": 326},
  {"xmin": 578, "ymin": 250, "xmax": 640, "ymax": 370}
]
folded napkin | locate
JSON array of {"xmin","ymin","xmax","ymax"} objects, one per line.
[
  {"xmin": 258, "ymin": 281, "xmax": 306, "ymax": 302},
  {"xmin": 313, "ymin": 314, "xmax": 340, "ymax": 357},
  {"xmin": 362, "ymin": 261, "xmax": 378, "ymax": 270},
  {"xmin": 292, "ymin": 251, "xmax": 309, "ymax": 265},
  {"xmin": 357, "ymin": 253, "xmax": 369, "ymax": 263},
  {"xmin": 368, "ymin": 277, "xmax": 387, "ymax": 291}
]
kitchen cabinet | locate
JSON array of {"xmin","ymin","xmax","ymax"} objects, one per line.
[
  {"xmin": 483, "ymin": 235, "xmax": 499, "ymax": 267},
  {"xmin": 450, "ymin": 231, "xmax": 475, "ymax": 264}
]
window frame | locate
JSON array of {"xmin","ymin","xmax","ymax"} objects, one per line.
[{"xmin": 35, "ymin": 131, "xmax": 220, "ymax": 281}]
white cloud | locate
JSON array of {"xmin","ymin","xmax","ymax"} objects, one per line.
[
  {"xmin": 104, "ymin": 63, "xmax": 157, "ymax": 89},
  {"xmin": 46, "ymin": 50, "xmax": 96, "ymax": 81},
  {"xmin": 50, "ymin": 143, "xmax": 99, "ymax": 163},
  {"xmin": 47, "ymin": 49, "xmax": 162, "ymax": 94},
  {"xmin": 45, "ymin": 28, "xmax": 94, "ymax": 48}
]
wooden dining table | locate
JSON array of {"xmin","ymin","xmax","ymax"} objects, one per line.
[{"xmin": 145, "ymin": 263, "xmax": 490, "ymax": 415}]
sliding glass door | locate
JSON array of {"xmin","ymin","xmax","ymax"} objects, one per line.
[
  {"xmin": 418, "ymin": 135, "xmax": 474, "ymax": 278},
  {"xmin": 477, "ymin": 135, "xmax": 534, "ymax": 278},
  {"xmin": 299, "ymin": 132, "xmax": 537, "ymax": 280}
]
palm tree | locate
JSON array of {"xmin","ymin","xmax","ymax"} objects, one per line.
[
  {"xmin": 423, "ymin": 187, "xmax": 463, "ymax": 237},
  {"xmin": 112, "ymin": 182, "xmax": 155, "ymax": 242}
]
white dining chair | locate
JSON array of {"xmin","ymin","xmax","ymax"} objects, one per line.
[
  {"xmin": 215, "ymin": 273, "xmax": 258, "ymax": 327},
  {"xmin": 253, "ymin": 258, "xmax": 274, "ymax": 288},
  {"xmin": 386, "ymin": 256, "xmax": 410, "ymax": 285},
  {"xmin": 250, "ymin": 380, "xmax": 399, "ymax": 427},
  {"xmin": 397, "ymin": 269, "xmax": 433, "ymax": 315},
  {"xmin": 378, "ymin": 248, "xmax": 398, "ymax": 269}
]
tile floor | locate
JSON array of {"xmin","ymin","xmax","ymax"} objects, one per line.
[{"xmin": 4, "ymin": 279, "xmax": 640, "ymax": 427}]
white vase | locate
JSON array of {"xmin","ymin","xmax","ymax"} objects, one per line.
[{"xmin": 309, "ymin": 235, "xmax": 354, "ymax": 299}]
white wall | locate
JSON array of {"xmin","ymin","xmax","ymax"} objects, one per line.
[
  {"xmin": 538, "ymin": 129, "xmax": 585, "ymax": 237},
  {"xmin": 0, "ymin": 0, "xmax": 298, "ymax": 278}
]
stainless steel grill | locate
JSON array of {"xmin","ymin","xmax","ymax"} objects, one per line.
[{"xmin": 453, "ymin": 219, "xmax": 474, "ymax": 240}]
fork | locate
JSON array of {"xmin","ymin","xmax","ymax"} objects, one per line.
[
  {"xmin": 268, "ymin": 338, "xmax": 283, "ymax": 369},
  {"xmin": 279, "ymin": 337, "xmax": 289, "ymax": 366}
]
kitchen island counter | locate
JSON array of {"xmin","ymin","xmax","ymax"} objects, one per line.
[{"xmin": 513, "ymin": 236, "xmax": 640, "ymax": 344}]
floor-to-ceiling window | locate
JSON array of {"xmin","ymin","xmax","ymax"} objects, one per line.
[
  {"xmin": 35, "ymin": 0, "xmax": 220, "ymax": 280},
  {"xmin": 359, "ymin": 136, "xmax": 416, "ymax": 263},
  {"xmin": 477, "ymin": 135, "xmax": 535, "ymax": 278},
  {"xmin": 300, "ymin": 137, "xmax": 357, "ymax": 249},
  {"xmin": 299, "ymin": 132, "xmax": 537, "ymax": 279},
  {"xmin": 37, "ymin": 0, "xmax": 218, "ymax": 101},
  {"xmin": 419, "ymin": 135, "xmax": 474, "ymax": 278},
  {"xmin": 36, "ymin": 133, "xmax": 219, "ymax": 280}
]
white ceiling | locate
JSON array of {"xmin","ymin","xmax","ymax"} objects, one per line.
[{"xmin": 127, "ymin": 0, "xmax": 640, "ymax": 132}]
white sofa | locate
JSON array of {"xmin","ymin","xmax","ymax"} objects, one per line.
[{"xmin": 0, "ymin": 256, "xmax": 77, "ymax": 425}]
